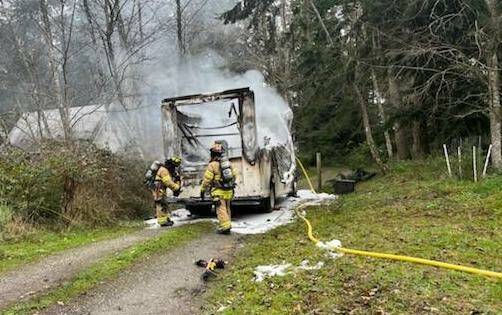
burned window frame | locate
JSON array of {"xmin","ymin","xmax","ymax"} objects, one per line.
[{"xmin": 161, "ymin": 87, "xmax": 259, "ymax": 165}]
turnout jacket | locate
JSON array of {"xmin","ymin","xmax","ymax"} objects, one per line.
[
  {"xmin": 155, "ymin": 166, "xmax": 181, "ymax": 192},
  {"xmin": 200, "ymin": 161, "xmax": 237, "ymax": 200}
]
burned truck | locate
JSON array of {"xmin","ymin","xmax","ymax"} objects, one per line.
[{"xmin": 161, "ymin": 87, "xmax": 296, "ymax": 214}]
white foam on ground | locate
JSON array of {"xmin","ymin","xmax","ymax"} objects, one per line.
[
  {"xmin": 317, "ymin": 239, "xmax": 344, "ymax": 259},
  {"xmin": 253, "ymin": 260, "xmax": 325, "ymax": 282},
  {"xmin": 232, "ymin": 190, "xmax": 337, "ymax": 234},
  {"xmin": 254, "ymin": 263, "xmax": 292, "ymax": 282},
  {"xmin": 144, "ymin": 208, "xmax": 217, "ymax": 229},
  {"xmin": 296, "ymin": 190, "xmax": 337, "ymax": 201},
  {"xmin": 298, "ymin": 260, "xmax": 325, "ymax": 270},
  {"xmin": 231, "ymin": 208, "xmax": 295, "ymax": 234},
  {"xmin": 144, "ymin": 218, "xmax": 160, "ymax": 229},
  {"xmin": 144, "ymin": 190, "xmax": 338, "ymax": 233}
]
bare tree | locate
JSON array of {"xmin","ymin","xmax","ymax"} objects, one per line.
[
  {"xmin": 81, "ymin": 0, "xmax": 160, "ymax": 109},
  {"xmin": 308, "ymin": 0, "xmax": 333, "ymax": 46},
  {"xmin": 484, "ymin": 0, "xmax": 501, "ymax": 169},
  {"xmin": 0, "ymin": 5, "xmax": 53, "ymax": 140},
  {"xmin": 371, "ymin": 71, "xmax": 393, "ymax": 159},
  {"xmin": 175, "ymin": 0, "xmax": 185, "ymax": 55},
  {"xmin": 387, "ymin": 70, "xmax": 411, "ymax": 160},
  {"xmin": 354, "ymin": 75, "xmax": 389, "ymax": 173},
  {"xmin": 39, "ymin": 0, "xmax": 77, "ymax": 140}
]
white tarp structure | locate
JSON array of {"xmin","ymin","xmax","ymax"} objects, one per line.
[{"xmin": 7, "ymin": 104, "xmax": 163, "ymax": 159}]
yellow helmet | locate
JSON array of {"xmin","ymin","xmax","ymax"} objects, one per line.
[
  {"xmin": 210, "ymin": 143, "xmax": 224, "ymax": 154},
  {"xmin": 166, "ymin": 156, "xmax": 182, "ymax": 167}
]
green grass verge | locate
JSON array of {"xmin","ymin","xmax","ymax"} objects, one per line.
[
  {"xmin": 2, "ymin": 222, "xmax": 213, "ymax": 315},
  {"xmin": 203, "ymin": 159, "xmax": 502, "ymax": 314},
  {"xmin": 0, "ymin": 224, "xmax": 142, "ymax": 275}
]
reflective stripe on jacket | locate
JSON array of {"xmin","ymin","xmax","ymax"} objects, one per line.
[
  {"xmin": 155, "ymin": 166, "xmax": 181, "ymax": 192},
  {"xmin": 200, "ymin": 161, "xmax": 236, "ymax": 200}
]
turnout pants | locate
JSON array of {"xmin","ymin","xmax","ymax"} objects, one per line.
[
  {"xmin": 216, "ymin": 199, "xmax": 232, "ymax": 231},
  {"xmin": 152, "ymin": 183, "xmax": 170, "ymax": 225}
]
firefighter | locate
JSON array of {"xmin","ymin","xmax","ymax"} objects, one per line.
[
  {"xmin": 150, "ymin": 156, "xmax": 182, "ymax": 227},
  {"xmin": 200, "ymin": 142, "xmax": 237, "ymax": 234}
]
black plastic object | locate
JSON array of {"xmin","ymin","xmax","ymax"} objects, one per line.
[
  {"xmin": 334, "ymin": 180, "xmax": 356, "ymax": 194},
  {"xmin": 196, "ymin": 258, "xmax": 226, "ymax": 281}
]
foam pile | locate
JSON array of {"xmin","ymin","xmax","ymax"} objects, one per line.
[
  {"xmin": 144, "ymin": 190, "xmax": 338, "ymax": 233},
  {"xmin": 317, "ymin": 239, "xmax": 344, "ymax": 259},
  {"xmin": 253, "ymin": 260, "xmax": 325, "ymax": 282}
]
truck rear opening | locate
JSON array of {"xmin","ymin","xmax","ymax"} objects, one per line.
[{"xmin": 161, "ymin": 88, "xmax": 296, "ymax": 214}]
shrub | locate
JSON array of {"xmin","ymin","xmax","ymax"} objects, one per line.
[
  {"xmin": 345, "ymin": 143, "xmax": 375, "ymax": 169},
  {"xmin": 0, "ymin": 141, "xmax": 151, "ymax": 230},
  {"xmin": 0, "ymin": 201, "xmax": 12, "ymax": 233}
]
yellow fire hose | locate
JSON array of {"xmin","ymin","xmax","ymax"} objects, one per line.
[
  {"xmin": 296, "ymin": 158, "xmax": 316, "ymax": 193},
  {"xmin": 295, "ymin": 158, "xmax": 502, "ymax": 279}
]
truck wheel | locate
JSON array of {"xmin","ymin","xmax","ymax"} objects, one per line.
[
  {"xmin": 288, "ymin": 180, "xmax": 298, "ymax": 197},
  {"xmin": 262, "ymin": 184, "xmax": 276, "ymax": 213},
  {"xmin": 186, "ymin": 204, "xmax": 212, "ymax": 217}
]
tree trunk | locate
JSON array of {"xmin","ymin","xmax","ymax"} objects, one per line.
[
  {"xmin": 39, "ymin": 0, "xmax": 71, "ymax": 141},
  {"xmin": 371, "ymin": 72, "xmax": 393, "ymax": 159},
  {"xmin": 176, "ymin": 0, "xmax": 185, "ymax": 55},
  {"xmin": 487, "ymin": 52, "xmax": 501, "ymax": 169},
  {"xmin": 393, "ymin": 123, "xmax": 410, "ymax": 160},
  {"xmin": 302, "ymin": 0, "xmax": 313, "ymax": 44},
  {"xmin": 388, "ymin": 71, "xmax": 410, "ymax": 160},
  {"xmin": 411, "ymin": 119, "xmax": 428, "ymax": 159},
  {"xmin": 355, "ymin": 84, "xmax": 389, "ymax": 173},
  {"xmin": 309, "ymin": 0, "xmax": 333, "ymax": 46},
  {"xmin": 485, "ymin": 0, "xmax": 501, "ymax": 170},
  {"xmin": 102, "ymin": 5, "xmax": 127, "ymax": 110},
  {"xmin": 137, "ymin": 0, "xmax": 144, "ymax": 41}
]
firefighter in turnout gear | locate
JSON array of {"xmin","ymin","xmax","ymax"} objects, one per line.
[
  {"xmin": 148, "ymin": 156, "xmax": 182, "ymax": 227},
  {"xmin": 200, "ymin": 142, "xmax": 237, "ymax": 234}
]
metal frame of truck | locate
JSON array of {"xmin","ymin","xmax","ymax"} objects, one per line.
[{"xmin": 161, "ymin": 87, "xmax": 296, "ymax": 214}]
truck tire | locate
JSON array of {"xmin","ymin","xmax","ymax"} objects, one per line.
[
  {"xmin": 262, "ymin": 184, "xmax": 276, "ymax": 213},
  {"xmin": 288, "ymin": 180, "xmax": 298, "ymax": 197},
  {"xmin": 186, "ymin": 204, "xmax": 213, "ymax": 217}
]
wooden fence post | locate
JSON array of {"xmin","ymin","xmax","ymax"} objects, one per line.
[
  {"xmin": 473, "ymin": 146, "xmax": 478, "ymax": 182},
  {"xmin": 482, "ymin": 144, "xmax": 493, "ymax": 178},
  {"xmin": 457, "ymin": 147, "xmax": 462, "ymax": 179},
  {"xmin": 443, "ymin": 144, "xmax": 452, "ymax": 178},
  {"xmin": 316, "ymin": 152, "xmax": 322, "ymax": 191}
]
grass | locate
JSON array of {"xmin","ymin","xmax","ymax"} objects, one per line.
[
  {"xmin": 1, "ymin": 222, "xmax": 213, "ymax": 315},
  {"xmin": 0, "ymin": 224, "xmax": 142, "ymax": 275},
  {"xmin": 203, "ymin": 159, "xmax": 502, "ymax": 314}
]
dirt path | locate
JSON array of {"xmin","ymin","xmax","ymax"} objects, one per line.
[
  {"xmin": 43, "ymin": 233, "xmax": 241, "ymax": 315},
  {"xmin": 1, "ymin": 193, "xmax": 325, "ymax": 314},
  {"xmin": 0, "ymin": 228, "xmax": 165, "ymax": 310}
]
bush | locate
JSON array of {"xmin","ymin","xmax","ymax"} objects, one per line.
[
  {"xmin": 0, "ymin": 201, "xmax": 12, "ymax": 232},
  {"xmin": 0, "ymin": 141, "xmax": 151, "ymax": 230},
  {"xmin": 344, "ymin": 143, "xmax": 375, "ymax": 169}
]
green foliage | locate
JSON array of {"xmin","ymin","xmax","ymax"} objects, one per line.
[
  {"xmin": 0, "ymin": 141, "xmax": 150, "ymax": 232},
  {"xmin": 203, "ymin": 160, "xmax": 502, "ymax": 314},
  {"xmin": 0, "ymin": 201, "xmax": 12, "ymax": 233},
  {"xmin": 220, "ymin": 0, "xmax": 276, "ymax": 26},
  {"xmin": 289, "ymin": 0, "xmax": 497, "ymax": 163},
  {"xmin": 344, "ymin": 143, "xmax": 375, "ymax": 169}
]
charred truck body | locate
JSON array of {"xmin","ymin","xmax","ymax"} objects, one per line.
[{"xmin": 161, "ymin": 87, "xmax": 296, "ymax": 214}]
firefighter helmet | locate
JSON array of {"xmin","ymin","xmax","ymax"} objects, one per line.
[
  {"xmin": 210, "ymin": 143, "xmax": 224, "ymax": 155},
  {"xmin": 166, "ymin": 156, "xmax": 182, "ymax": 167}
]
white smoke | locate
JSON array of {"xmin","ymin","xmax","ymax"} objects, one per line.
[
  {"xmin": 123, "ymin": 0, "xmax": 295, "ymax": 160},
  {"xmin": 142, "ymin": 51, "xmax": 293, "ymax": 148},
  {"xmin": 5, "ymin": 0, "xmax": 294, "ymax": 162}
]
